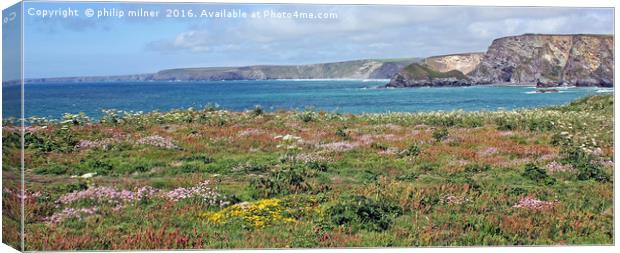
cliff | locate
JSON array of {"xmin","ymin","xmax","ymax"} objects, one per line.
[
  {"xmin": 26, "ymin": 58, "xmax": 418, "ymax": 83},
  {"xmin": 385, "ymin": 53, "xmax": 483, "ymax": 87},
  {"xmin": 470, "ymin": 34, "xmax": 613, "ymax": 87},
  {"xmin": 423, "ymin": 53, "xmax": 484, "ymax": 75},
  {"xmin": 387, "ymin": 34, "xmax": 614, "ymax": 88}
]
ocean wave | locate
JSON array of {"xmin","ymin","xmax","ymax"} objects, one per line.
[
  {"xmin": 525, "ymin": 90, "xmax": 566, "ymax": 94},
  {"xmin": 596, "ymin": 88, "xmax": 613, "ymax": 93},
  {"xmin": 362, "ymin": 79, "xmax": 390, "ymax": 82},
  {"xmin": 360, "ymin": 85, "xmax": 384, "ymax": 90},
  {"xmin": 272, "ymin": 78, "xmax": 389, "ymax": 82}
]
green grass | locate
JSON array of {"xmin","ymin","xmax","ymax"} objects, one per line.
[{"xmin": 401, "ymin": 63, "xmax": 467, "ymax": 80}]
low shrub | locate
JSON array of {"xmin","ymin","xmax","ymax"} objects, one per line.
[
  {"xmin": 464, "ymin": 163, "xmax": 491, "ymax": 173},
  {"xmin": 506, "ymin": 187, "xmax": 528, "ymax": 196},
  {"xmin": 297, "ymin": 109, "xmax": 318, "ymax": 123},
  {"xmin": 249, "ymin": 105, "xmax": 264, "ymax": 117},
  {"xmin": 249, "ymin": 165, "xmax": 328, "ymax": 198},
  {"xmin": 522, "ymin": 163, "xmax": 556, "ymax": 185},
  {"xmin": 399, "ymin": 143, "xmax": 421, "ymax": 157},
  {"xmin": 432, "ymin": 128, "xmax": 449, "ymax": 141},
  {"xmin": 416, "ymin": 161, "xmax": 438, "ymax": 172},
  {"xmin": 494, "ymin": 117, "xmax": 517, "ymax": 131},
  {"xmin": 396, "ymin": 172, "xmax": 419, "ymax": 181},
  {"xmin": 370, "ymin": 142, "xmax": 389, "ymax": 151},
  {"xmin": 322, "ymin": 195, "xmax": 402, "ymax": 232},
  {"xmin": 52, "ymin": 182, "xmax": 88, "ymax": 194},
  {"xmin": 81, "ymin": 159, "xmax": 114, "ymax": 176},
  {"xmin": 335, "ymin": 127, "xmax": 349, "ymax": 139},
  {"xmin": 359, "ymin": 169, "xmax": 380, "ymax": 183},
  {"xmin": 25, "ymin": 131, "xmax": 78, "ymax": 153},
  {"xmin": 179, "ymin": 154, "xmax": 215, "ymax": 164},
  {"xmin": 305, "ymin": 161, "xmax": 329, "ymax": 172},
  {"xmin": 232, "ymin": 162, "xmax": 270, "ymax": 173},
  {"xmin": 34, "ymin": 164, "xmax": 69, "ymax": 175},
  {"xmin": 561, "ymin": 146, "xmax": 609, "ymax": 182},
  {"xmin": 575, "ymin": 162, "xmax": 609, "ymax": 182}
]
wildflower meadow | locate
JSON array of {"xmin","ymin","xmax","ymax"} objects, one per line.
[{"xmin": 1, "ymin": 95, "xmax": 614, "ymax": 250}]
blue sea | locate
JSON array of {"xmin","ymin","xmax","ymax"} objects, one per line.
[{"xmin": 2, "ymin": 80, "xmax": 612, "ymax": 119}]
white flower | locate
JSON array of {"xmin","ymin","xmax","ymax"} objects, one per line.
[
  {"xmin": 282, "ymin": 134, "xmax": 296, "ymax": 141},
  {"xmin": 80, "ymin": 172, "xmax": 97, "ymax": 179},
  {"xmin": 287, "ymin": 145, "xmax": 301, "ymax": 150}
]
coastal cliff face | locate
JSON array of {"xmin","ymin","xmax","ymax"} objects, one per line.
[
  {"xmin": 150, "ymin": 59, "xmax": 417, "ymax": 80},
  {"xmin": 423, "ymin": 53, "xmax": 484, "ymax": 75},
  {"xmin": 385, "ymin": 53, "xmax": 482, "ymax": 88},
  {"xmin": 471, "ymin": 34, "xmax": 613, "ymax": 87},
  {"xmin": 561, "ymin": 35, "xmax": 614, "ymax": 87},
  {"xmin": 387, "ymin": 34, "xmax": 614, "ymax": 88}
]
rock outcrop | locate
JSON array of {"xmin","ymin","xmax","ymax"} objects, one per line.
[
  {"xmin": 385, "ymin": 63, "xmax": 473, "ymax": 88},
  {"xmin": 385, "ymin": 53, "xmax": 482, "ymax": 88},
  {"xmin": 470, "ymin": 34, "xmax": 613, "ymax": 87},
  {"xmin": 387, "ymin": 34, "xmax": 613, "ymax": 88},
  {"xmin": 423, "ymin": 53, "xmax": 484, "ymax": 75}
]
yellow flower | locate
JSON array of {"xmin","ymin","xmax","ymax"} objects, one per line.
[
  {"xmin": 200, "ymin": 212, "xmax": 224, "ymax": 223},
  {"xmin": 200, "ymin": 198, "xmax": 294, "ymax": 229}
]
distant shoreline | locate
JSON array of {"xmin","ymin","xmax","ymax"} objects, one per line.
[
  {"xmin": 10, "ymin": 78, "xmax": 393, "ymax": 85},
  {"xmin": 6, "ymin": 80, "xmax": 614, "ymax": 90}
]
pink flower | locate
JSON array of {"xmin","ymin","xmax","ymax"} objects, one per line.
[
  {"xmin": 136, "ymin": 186, "xmax": 159, "ymax": 198},
  {"xmin": 513, "ymin": 197, "xmax": 558, "ymax": 211},
  {"xmin": 291, "ymin": 153, "xmax": 330, "ymax": 163},
  {"xmin": 478, "ymin": 147, "xmax": 498, "ymax": 157},
  {"xmin": 546, "ymin": 161, "xmax": 576, "ymax": 173},
  {"xmin": 237, "ymin": 128, "xmax": 265, "ymax": 137},
  {"xmin": 163, "ymin": 181, "xmax": 230, "ymax": 207},
  {"xmin": 75, "ymin": 138, "xmax": 118, "ymax": 150},
  {"xmin": 45, "ymin": 206, "xmax": 98, "ymax": 224},
  {"xmin": 136, "ymin": 135, "xmax": 178, "ymax": 149},
  {"xmin": 440, "ymin": 195, "xmax": 469, "ymax": 205},
  {"xmin": 57, "ymin": 186, "xmax": 159, "ymax": 205},
  {"xmin": 318, "ymin": 141, "xmax": 358, "ymax": 152},
  {"xmin": 50, "ymin": 181, "xmax": 229, "ymax": 225},
  {"xmin": 165, "ymin": 187, "xmax": 193, "ymax": 201}
]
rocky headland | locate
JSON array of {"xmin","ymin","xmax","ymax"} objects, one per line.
[
  {"xmin": 385, "ymin": 53, "xmax": 483, "ymax": 88},
  {"xmin": 386, "ymin": 34, "xmax": 614, "ymax": 88}
]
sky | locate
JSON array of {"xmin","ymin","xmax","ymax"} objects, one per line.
[{"xmin": 15, "ymin": 2, "xmax": 615, "ymax": 79}]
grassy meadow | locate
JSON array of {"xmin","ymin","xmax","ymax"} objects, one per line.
[{"xmin": 1, "ymin": 95, "xmax": 614, "ymax": 250}]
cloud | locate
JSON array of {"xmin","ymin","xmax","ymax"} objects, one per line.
[
  {"xmin": 467, "ymin": 11, "xmax": 613, "ymax": 40},
  {"xmin": 145, "ymin": 6, "xmax": 613, "ymax": 63},
  {"xmin": 147, "ymin": 5, "xmax": 613, "ymax": 61},
  {"xmin": 467, "ymin": 17, "xmax": 570, "ymax": 38},
  {"xmin": 147, "ymin": 29, "xmax": 210, "ymax": 52}
]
